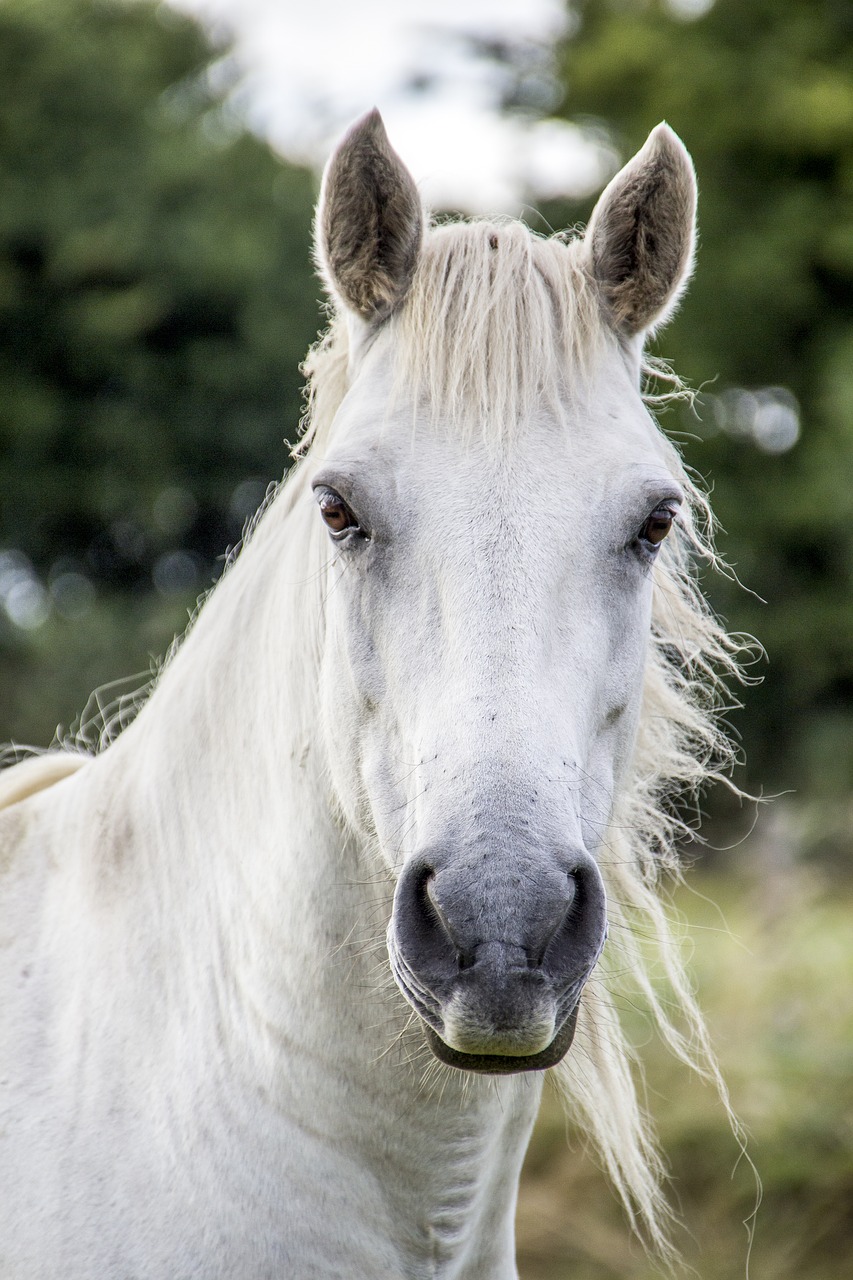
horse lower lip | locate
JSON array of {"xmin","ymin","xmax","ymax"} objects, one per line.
[{"xmin": 423, "ymin": 1003, "xmax": 580, "ymax": 1075}]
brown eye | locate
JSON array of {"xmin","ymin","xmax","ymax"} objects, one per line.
[
  {"xmin": 316, "ymin": 487, "xmax": 362, "ymax": 539},
  {"xmin": 639, "ymin": 507, "xmax": 675, "ymax": 548}
]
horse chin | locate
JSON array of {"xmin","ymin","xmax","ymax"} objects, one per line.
[{"xmin": 423, "ymin": 1003, "xmax": 580, "ymax": 1075}]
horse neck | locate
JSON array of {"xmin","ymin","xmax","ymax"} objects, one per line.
[
  {"xmin": 91, "ymin": 481, "xmax": 541, "ymax": 1264},
  {"xmin": 107, "ymin": 476, "xmax": 330, "ymax": 965}
]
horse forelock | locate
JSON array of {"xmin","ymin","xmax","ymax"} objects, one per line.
[
  {"xmin": 300, "ymin": 217, "xmax": 607, "ymax": 453},
  {"xmin": 393, "ymin": 220, "xmax": 608, "ymax": 438},
  {"xmin": 300, "ymin": 215, "xmax": 691, "ymax": 454}
]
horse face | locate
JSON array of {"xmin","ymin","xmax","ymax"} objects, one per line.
[
  {"xmin": 310, "ymin": 349, "xmax": 681, "ymax": 1072},
  {"xmin": 312, "ymin": 112, "xmax": 696, "ymax": 1072}
]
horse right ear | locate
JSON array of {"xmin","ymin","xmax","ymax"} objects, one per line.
[{"xmin": 316, "ymin": 109, "xmax": 424, "ymax": 325}]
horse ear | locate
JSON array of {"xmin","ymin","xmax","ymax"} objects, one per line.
[
  {"xmin": 316, "ymin": 109, "xmax": 423, "ymax": 324},
  {"xmin": 584, "ymin": 123, "xmax": 697, "ymax": 337}
]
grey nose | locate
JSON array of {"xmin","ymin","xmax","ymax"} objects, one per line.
[{"xmin": 392, "ymin": 845, "xmax": 607, "ymax": 1003}]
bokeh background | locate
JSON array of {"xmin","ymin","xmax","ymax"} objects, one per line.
[{"xmin": 1, "ymin": 0, "xmax": 851, "ymax": 1275}]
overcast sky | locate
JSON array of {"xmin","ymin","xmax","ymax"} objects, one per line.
[{"xmin": 170, "ymin": 0, "xmax": 617, "ymax": 211}]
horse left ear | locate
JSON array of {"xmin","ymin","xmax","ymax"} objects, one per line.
[
  {"xmin": 316, "ymin": 109, "xmax": 424, "ymax": 324},
  {"xmin": 584, "ymin": 123, "xmax": 697, "ymax": 337}
]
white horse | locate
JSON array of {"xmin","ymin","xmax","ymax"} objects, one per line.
[{"xmin": 0, "ymin": 112, "xmax": 742, "ymax": 1278}]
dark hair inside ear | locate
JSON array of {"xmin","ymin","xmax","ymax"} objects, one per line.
[
  {"xmin": 318, "ymin": 109, "xmax": 423, "ymax": 324},
  {"xmin": 586, "ymin": 124, "xmax": 697, "ymax": 337}
]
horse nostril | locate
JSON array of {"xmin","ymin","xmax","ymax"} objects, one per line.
[
  {"xmin": 417, "ymin": 864, "xmax": 436, "ymax": 912},
  {"xmin": 565, "ymin": 869, "xmax": 581, "ymax": 919},
  {"xmin": 393, "ymin": 857, "xmax": 459, "ymax": 978},
  {"xmin": 424, "ymin": 874, "xmax": 475, "ymax": 969},
  {"xmin": 421, "ymin": 867, "xmax": 441, "ymax": 922},
  {"xmin": 526, "ymin": 874, "xmax": 579, "ymax": 968},
  {"xmin": 415, "ymin": 865, "xmax": 447, "ymax": 940},
  {"xmin": 540, "ymin": 856, "xmax": 607, "ymax": 985}
]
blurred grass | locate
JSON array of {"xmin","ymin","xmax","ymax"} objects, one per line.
[{"xmin": 517, "ymin": 869, "xmax": 853, "ymax": 1279}]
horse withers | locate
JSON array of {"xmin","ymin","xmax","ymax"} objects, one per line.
[{"xmin": 0, "ymin": 112, "xmax": 740, "ymax": 1278}]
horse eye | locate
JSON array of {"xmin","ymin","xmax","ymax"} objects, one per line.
[
  {"xmin": 639, "ymin": 506, "xmax": 676, "ymax": 548},
  {"xmin": 315, "ymin": 487, "xmax": 362, "ymax": 539}
]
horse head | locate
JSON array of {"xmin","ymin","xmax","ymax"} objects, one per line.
[{"xmin": 310, "ymin": 110, "xmax": 697, "ymax": 1074}]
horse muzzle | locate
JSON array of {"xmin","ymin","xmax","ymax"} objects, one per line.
[{"xmin": 387, "ymin": 847, "xmax": 607, "ymax": 1075}]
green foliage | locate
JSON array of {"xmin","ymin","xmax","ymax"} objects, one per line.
[
  {"xmin": 0, "ymin": 0, "xmax": 319, "ymax": 586},
  {"xmin": 0, "ymin": 0, "xmax": 324, "ymax": 746},
  {"xmin": 537, "ymin": 0, "xmax": 853, "ymax": 802}
]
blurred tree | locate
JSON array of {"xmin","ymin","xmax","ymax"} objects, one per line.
[
  {"xmin": 0, "ymin": 0, "xmax": 319, "ymax": 594},
  {"xmin": 531, "ymin": 0, "xmax": 853, "ymax": 801}
]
